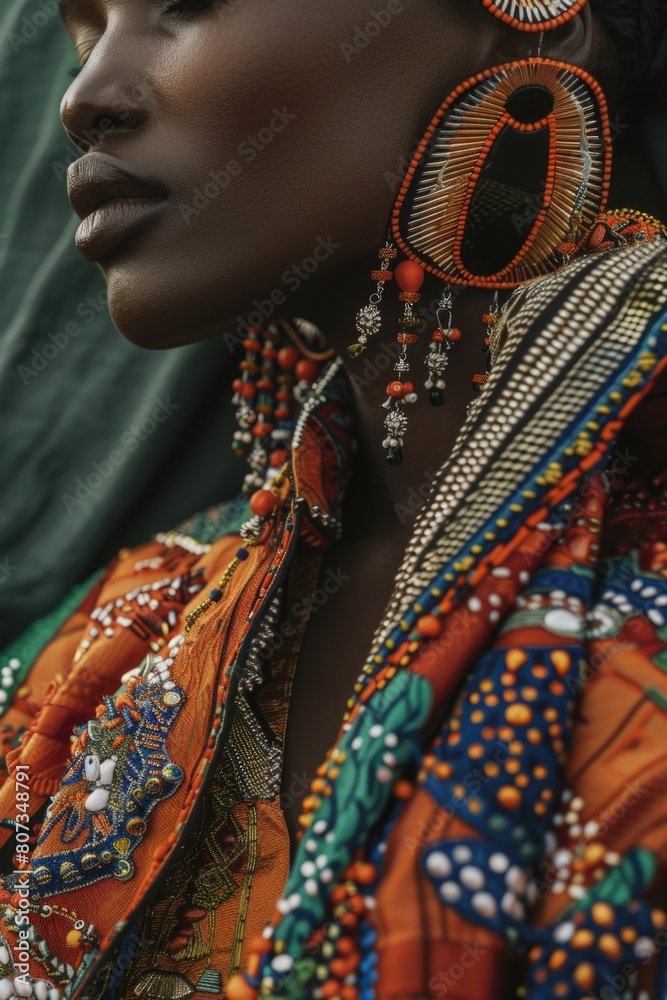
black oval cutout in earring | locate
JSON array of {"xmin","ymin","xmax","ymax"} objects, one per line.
[{"xmin": 506, "ymin": 85, "xmax": 555, "ymax": 124}]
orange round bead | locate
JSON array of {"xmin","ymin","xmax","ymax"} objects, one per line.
[
  {"xmin": 277, "ymin": 346, "xmax": 301, "ymax": 369},
  {"xmin": 505, "ymin": 704, "xmax": 533, "ymax": 726},
  {"xmin": 247, "ymin": 934, "xmax": 272, "ymax": 955},
  {"xmin": 349, "ymin": 893, "xmax": 366, "ymax": 913},
  {"xmin": 295, "ymin": 359, "xmax": 320, "ymax": 382},
  {"xmin": 394, "ymin": 260, "xmax": 425, "ymax": 293},
  {"xmin": 226, "ymin": 974, "xmax": 257, "ymax": 1000},
  {"xmin": 386, "ymin": 381, "xmax": 404, "ymax": 398},
  {"xmin": 416, "ymin": 614, "xmax": 441, "ymax": 637},
  {"xmin": 249, "ymin": 489, "xmax": 279, "ymax": 517},
  {"xmin": 393, "ymin": 779, "xmax": 415, "ymax": 801},
  {"xmin": 591, "ymin": 902, "xmax": 615, "ymax": 926},
  {"xmin": 497, "ymin": 786, "xmax": 522, "ymax": 809},
  {"xmin": 353, "ymin": 862, "xmax": 377, "ymax": 886},
  {"xmin": 331, "ymin": 885, "xmax": 349, "ymax": 904},
  {"xmin": 337, "ymin": 936, "xmax": 356, "ymax": 956}
]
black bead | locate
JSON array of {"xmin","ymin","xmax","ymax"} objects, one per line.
[
  {"xmin": 386, "ymin": 445, "xmax": 403, "ymax": 467},
  {"xmin": 428, "ymin": 389, "xmax": 445, "ymax": 407}
]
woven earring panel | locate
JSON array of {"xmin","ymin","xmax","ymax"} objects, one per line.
[
  {"xmin": 482, "ymin": 0, "xmax": 587, "ymax": 31},
  {"xmin": 391, "ymin": 59, "xmax": 611, "ymax": 289}
]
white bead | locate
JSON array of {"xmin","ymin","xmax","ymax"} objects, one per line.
[
  {"xmin": 460, "ymin": 866, "xmax": 485, "ymax": 891},
  {"xmin": 634, "ymin": 937, "xmax": 656, "ymax": 960},
  {"xmin": 439, "ymin": 881, "xmax": 461, "ymax": 903},
  {"xmin": 488, "ymin": 852, "xmax": 509, "ymax": 874},
  {"xmin": 471, "ymin": 892, "xmax": 497, "ymax": 918},
  {"xmin": 453, "ymin": 845, "xmax": 472, "ymax": 864},
  {"xmin": 272, "ymin": 955, "xmax": 294, "ymax": 973},
  {"xmin": 425, "ymin": 851, "xmax": 451, "ymax": 878},
  {"xmin": 553, "ymin": 849, "xmax": 572, "ymax": 871},
  {"xmin": 8, "ymin": 659, "xmax": 20, "ymax": 670},
  {"xmin": 84, "ymin": 787, "xmax": 110, "ymax": 812},
  {"xmin": 505, "ymin": 866, "xmax": 526, "ymax": 894}
]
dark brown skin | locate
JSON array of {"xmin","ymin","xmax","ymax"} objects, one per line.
[{"xmin": 60, "ymin": 0, "xmax": 604, "ymax": 846}]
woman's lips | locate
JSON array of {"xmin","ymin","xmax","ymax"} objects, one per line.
[
  {"xmin": 74, "ymin": 197, "xmax": 165, "ymax": 262},
  {"xmin": 67, "ymin": 155, "xmax": 168, "ymax": 262}
]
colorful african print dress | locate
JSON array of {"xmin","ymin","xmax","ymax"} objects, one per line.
[{"xmin": 0, "ymin": 227, "xmax": 666, "ymax": 1000}]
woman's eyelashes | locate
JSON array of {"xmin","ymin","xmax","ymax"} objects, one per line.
[{"xmin": 161, "ymin": 0, "xmax": 217, "ymax": 18}]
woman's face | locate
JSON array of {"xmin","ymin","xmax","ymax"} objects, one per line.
[{"xmin": 60, "ymin": 0, "xmax": 504, "ymax": 347}]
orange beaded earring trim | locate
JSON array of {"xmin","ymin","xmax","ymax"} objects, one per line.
[
  {"xmin": 391, "ymin": 58, "xmax": 612, "ymax": 290},
  {"xmin": 482, "ymin": 0, "xmax": 588, "ymax": 32}
]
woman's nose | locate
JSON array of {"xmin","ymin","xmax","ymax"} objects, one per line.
[{"xmin": 60, "ymin": 36, "xmax": 152, "ymax": 152}]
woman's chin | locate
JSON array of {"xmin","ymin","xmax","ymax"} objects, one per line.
[{"xmin": 104, "ymin": 269, "xmax": 231, "ymax": 350}]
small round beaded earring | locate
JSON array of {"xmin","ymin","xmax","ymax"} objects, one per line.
[{"xmin": 482, "ymin": 0, "xmax": 587, "ymax": 31}]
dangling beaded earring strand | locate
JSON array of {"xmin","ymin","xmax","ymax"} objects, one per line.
[
  {"xmin": 381, "ymin": 260, "xmax": 424, "ymax": 466},
  {"xmin": 484, "ymin": 290, "xmax": 501, "ymax": 370},
  {"xmin": 469, "ymin": 291, "xmax": 501, "ymax": 413},
  {"xmin": 232, "ymin": 322, "xmax": 325, "ymax": 494},
  {"xmin": 231, "ymin": 325, "xmax": 281, "ymax": 494},
  {"xmin": 425, "ymin": 284, "xmax": 461, "ymax": 407},
  {"xmin": 347, "ymin": 240, "xmax": 397, "ymax": 358}
]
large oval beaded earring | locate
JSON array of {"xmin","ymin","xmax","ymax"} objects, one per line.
[
  {"xmin": 347, "ymin": 0, "xmax": 612, "ymax": 464},
  {"xmin": 391, "ymin": 56, "xmax": 612, "ymax": 289}
]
